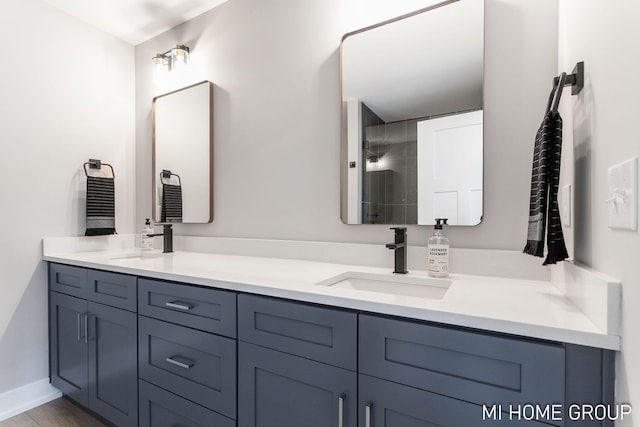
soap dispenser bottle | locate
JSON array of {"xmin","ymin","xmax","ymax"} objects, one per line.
[
  {"xmin": 141, "ymin": 218, "xmax": 154, "ymax": 250},
  {"xmin": 428, "ymin": 218, "xmax": 449, "ymax": 278}
]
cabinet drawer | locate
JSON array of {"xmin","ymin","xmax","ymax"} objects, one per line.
[
  {"xmin": 359, "ymin": 374, "xmax": 551, "ymax": 427},
  {"xmin": 138, "ymin": 316, "xmax": 237, "ymax": 419},
  {"xmin": 359, "ymin": 314, "xmax": 565, "ymax": 425},
  {"xmin": 139, "ymin": 380, "xmax": 235, "ymax": 427},
  {"xmin": 49, "ymin": 264, "xmax": 87, "ymax": 298},
  {"xmin": 238, "ymin": 294, "xmax": 357, "ymax": 370},
  {"xmin": 138, "ymin": 278, "xmax": 236, "ymax": 338},
  {"xmin": 87, "ymin": 269, "xmax": 136, "ymax": 311}
]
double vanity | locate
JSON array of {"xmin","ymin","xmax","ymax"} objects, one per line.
[{"xmin": 43, "ymin": 237, "xmax": 620, "ymax": 427}]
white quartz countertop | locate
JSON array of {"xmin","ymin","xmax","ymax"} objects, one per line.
[{"xmin": 43, "ymin": 247, "xmax": 621, "ymax": 350}]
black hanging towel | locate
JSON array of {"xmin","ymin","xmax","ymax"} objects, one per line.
[
  {"xmin": 523, "ymin": 75, "xmax": 569, "ymax": 265},
  {"xmin": 161, "ymin": 170, "xmax": 183, "ymax": 223},
  {"xmin": 84, "ymin": 160, "xmax": 116, "ymax": 236}
]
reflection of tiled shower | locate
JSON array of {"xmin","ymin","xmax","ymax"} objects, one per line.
[{"xmin": 360, "ymin": 103, "xmax": 418, "ymax": 224}]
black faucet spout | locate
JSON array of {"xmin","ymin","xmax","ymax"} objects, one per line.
[
  {"xmin": 385, "ymin": 242, "xmax": 405, "ymax": 250},
  {"xmin": 387, "ymin": 227, "xmax": 408, "ymax": 274},
  {"xmin": 147, "ymin": 223, "xmax": 173, "ymax": 253}
]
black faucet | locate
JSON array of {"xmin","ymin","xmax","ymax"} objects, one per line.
[
  {"xmin": 386, "ymin": 227, "xmax": 408, "ymax": 274},
  {"xmin": 146, "ymin": 223, "xmax": 173, "ymax": 253}
]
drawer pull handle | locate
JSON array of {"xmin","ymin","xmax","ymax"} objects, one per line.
[
  {"xmin": 77, "ymin": 313, "xmax": 82, "ymax": 341},
  {"xmin": 338, "ymin": 394, "xmax": 346, "ymax": 427},
  {"xmin": 84, "ymin": 313, "xmax": 89, "ymax": 343},
  {"xmin": 365, "ymin": 402, "xmax": 373, "ymax": 427},
  {"xmin": 165, "ymin": 356, "xmax": 194, "ymax": 369},
  {"xmin": 165, "ymin": 301, "xmax": 194, "ymax": 311}
]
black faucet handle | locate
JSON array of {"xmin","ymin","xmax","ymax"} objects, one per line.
[{"xmin": 390, "ymin": 227, "xmax": 407, "ymax": 243}]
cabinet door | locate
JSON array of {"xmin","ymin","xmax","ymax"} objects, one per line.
[
  {"xmin": 87, "ymin": 301, "xmax": 138, "ymax": 427},
  {"xmin": 239, "ymin": 342, "xmax": 357, "ymax": 427},
  {"xmin": 49, "ymin": 292, "xmax": 89, "ymax": 407},
  {"xmin": 358, "ymin": 375, "xmax": 550, "ymax": 427},
  {"xmin": 359, "ymin": 314, "xmax": 564, "ymax": 425}
]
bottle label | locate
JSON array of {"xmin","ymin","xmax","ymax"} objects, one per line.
[{"xmin": 428, "ymin": 244, "xmax": 449, "ymax": 273}]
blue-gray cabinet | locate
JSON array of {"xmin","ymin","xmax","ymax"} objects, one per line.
[
  {"xmin": 49, "ymin": 291, "xmax": 88, "ymax": 406},
  {"xmin": 137, "ymin": 277, "xmax": 238, "ymax": 426},
  {"xmin": 138, "ymin": 316, "xmax": 237, "ymax": 419},
  {"xmin": 239, "ymin": 342, "xmax": 357, "ymax": 427},
  {"xmin": 238, "ymin": 294, "xmax": 358, "ymax": 427},
  {"xmin": 139, "ymin": 380, "xmax": 235, "ymax": 427},
  {"xmin": 138, "ymin": 277, "xmax": 236, "ymax": 338},
  {"xmin": 49, "ymin": 264, "xmax": 138, "ymax": 427},
  {"xmin": 359, "ymin": 314, "xmax": 615, "ymax": 427},
  {"xmin": 49, "ymin": 263, "xmax": 616, "ymax": 427},
  {"xmin": 358, "ymin": 373, "xmax": 551, "ymax": 427}
]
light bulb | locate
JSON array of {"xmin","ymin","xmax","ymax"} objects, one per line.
[
  {"xmin": 152, "ymin": 53, "xmax": 168, "ymax": 83},
  {"xmin": 170, "ymin": 45, "xmax": 190, "ymax": 70}
]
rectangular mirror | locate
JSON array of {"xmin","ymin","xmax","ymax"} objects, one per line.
[
  {"xmin": 340, "ymin": 0, "xmax": 484, "ymax": 226},
  {"xmin": 153, "ymin": 81, "xmax": 213, "ymax": 223}
]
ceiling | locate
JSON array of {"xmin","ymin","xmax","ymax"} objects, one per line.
[{"xmin": 40, "ymin": 0, "xmax": 229, "ymax": 45}]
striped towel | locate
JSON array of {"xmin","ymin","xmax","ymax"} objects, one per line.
[
  {"xmin": 161, "ymin": 183, "xmax": 183, "ymax": 222},
  {"xmin": 523, "ymin": 93, "xmax": 568, "ymax": 265},
  {"xmin": 85, "ymin": 176, "xmax": 116, "ymax": 236}
]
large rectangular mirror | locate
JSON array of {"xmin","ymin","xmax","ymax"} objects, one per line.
[
  {"xmin": 340, "ymin": 0, "xmax": 484, "ymax": 226},
  {"xmin": 153, "ymin": 81, "xmax": 213, "ymax": 223}
]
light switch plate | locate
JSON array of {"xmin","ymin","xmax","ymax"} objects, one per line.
[
  {"xmin": 561, "ymin": 184, "xmax": 571, "ymax": 227},
  {"xmin": 607, "ymin": 157, "xmax": 638, "ymax": 230}
]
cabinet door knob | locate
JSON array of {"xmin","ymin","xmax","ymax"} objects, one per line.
[
  {"xmin": 165, "ymin": 301, "xmax": 194, "ymax": 311},
  {"xmin": 365, "ymin": 402, "xmax": 373, "ymax": 427},
  {"xmin": 338, "ymin": 394, "xmax": 346, "ymax": 427}
]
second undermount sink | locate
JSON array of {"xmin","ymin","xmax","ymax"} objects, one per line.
[
  {"xmin": 316, "ymin": 271, "xmax": 451, "ymax": 300},
  {"xmin": 109, "ymin": 251, "xmax": 166, "ymax": 261}
]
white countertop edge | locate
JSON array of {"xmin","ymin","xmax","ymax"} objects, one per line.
[
  {"xmin": 42, "ymin": 250, "xmax": 621, "ymax": 351},
  {"xmin": 550, "ymin": 261, "xmax": 622, "ymax": 337}
]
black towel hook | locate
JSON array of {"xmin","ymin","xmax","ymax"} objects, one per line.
[
  {"xmin": 551, "ymin": 72, "xmax": 567, "ymax": 114},
  {"xmin": 553, "ymin": 61, "xmax": 584, "ymax": 96},
  {"xmin": 549, "ymin": 61, "xmax": 584, "ymax": 115}
]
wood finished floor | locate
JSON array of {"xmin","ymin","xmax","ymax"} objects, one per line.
[{"xmin": 0, "ymin": 398, "xmax": 108, "ymax": 427}]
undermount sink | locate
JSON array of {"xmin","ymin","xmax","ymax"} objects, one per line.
[
  {"xmin": 109, "ymin": 251, "xmax": 166, "ymax": 261},
  {"xmin": 316, "ymin": 271, "xmax": 451, "ymax": 300}
]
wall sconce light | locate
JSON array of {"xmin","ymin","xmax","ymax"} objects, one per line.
[
  {"xmin": 366, "ymin": 155, "xmax": 385, "ymax": 171},
  {"xmin": 152, "ymin": 44, "xmax": 190, "ymax": 80}
]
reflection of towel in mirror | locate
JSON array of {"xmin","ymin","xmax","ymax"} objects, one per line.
[
  {"xmin": 523, "ymin": 107, "xmax": 568, "ymax": 265},
  {"xmin": 85, "ymin": 176, "xmax": 116, "ymax": 236},
  {"xmin": 161, "ymin": 183, "xmax": 182, "ymax": 222}
]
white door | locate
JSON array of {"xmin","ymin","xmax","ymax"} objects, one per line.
[{"xmin": 417, "ymin": 111, "xmax": 483, "ymax": 225}]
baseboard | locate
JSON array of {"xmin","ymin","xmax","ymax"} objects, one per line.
[{"xmin": 0, "ymin": 378, "xmax": 62, "ymax": 422}]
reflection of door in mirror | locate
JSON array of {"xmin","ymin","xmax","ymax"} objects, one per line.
[
  {"xmin": 153, "ymin": 81, "xmax": 213, "ymax": 223},
  {"xmin": 341, "ymin": 0, "xmax": 484, "ymax": 226},
  {"xmin": 417, "ymin": 111, "xmax": 483, "ymax": 226}
]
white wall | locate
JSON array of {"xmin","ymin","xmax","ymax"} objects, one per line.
[
  {"xmin": 135, "ymin": 0, "xmax": 558, "ymax": 251},
  {"xmin": 0, "ymin": 0, "xmax": 135, "ymax": 397},
  {"xmin": 558, "ymin": 1, "xmax": 640, "ymax": 425}
]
